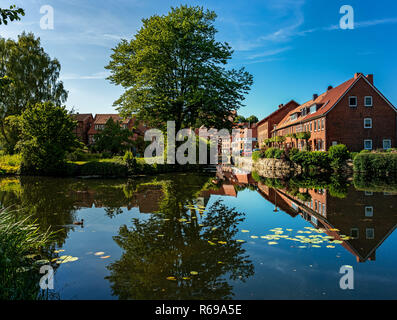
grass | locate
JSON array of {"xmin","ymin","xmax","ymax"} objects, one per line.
[
  {"xmin": 0, "ymin": 207, "xmax": 54, "ymax": 300},
  {"xmin": 0, "ymin": 153, "xmax": 22, "ymax": 175}
]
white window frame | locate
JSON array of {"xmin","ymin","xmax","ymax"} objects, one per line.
[
  {"xmin": 383, "ymin": 139, "xmax": 392, "ymax": 150},
  {"xmin": 365, "ymin": 206, "xmax": 374, "ymax": 217},
  {"xmin": 366, "ymin": 228, "xmax": 375, "ymax": 240},
  {"xmin": 364, "ymin": 118, "xmax": 372, "ymax": 129},
  {"xmin": 332, "ymin": 141, "xmax": 338, "ymax": 146},
  {"xmin": 364, "ymin": 96, "xmax": 373, "ymax": 107},
  {"xmin": 364, "ymin": 139, "xmax": 373, "ymax": 150},
  {"xmin": 349, "ymin": 96, "xmax": 357, "ymax": 107}
]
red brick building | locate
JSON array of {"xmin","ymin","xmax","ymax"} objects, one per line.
[
  {"xmin": 272, "ymin": 73, "xmax": 396, "ymax": 151},
  {"xmin": 256, "ymin": 100, "xmax": 299, "ymax": 147},
  {"xmin": 72, "ymin": 113, "xmax": 94, "ymax": 145},
  {"xmin": 87, "ymin": 114, "xmax": 147, "ymax": 145}
]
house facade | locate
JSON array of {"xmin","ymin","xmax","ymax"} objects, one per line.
[
  {"xmin": 72, "ymin": 113, "xmax": 94, "ymax": 145},
  {"xmin": 271, "ymin": 73, "xmax": 396, "ymax": 151},
  {"xmin": 87, "ymin": 114, "xmax": 143, "ymax": 145},
  {"xmin": 256, "ymin": 100, "xmax": 299, "ymax": 147}
]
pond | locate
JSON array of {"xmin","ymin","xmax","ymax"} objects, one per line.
[{"xmin": 1, "ymin": 170, "xmax": 397, "ymax": 300}]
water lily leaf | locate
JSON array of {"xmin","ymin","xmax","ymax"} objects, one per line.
[
  {"xmin": 326, "ymin": 245, "xmax": 335, "ymax": 248},
  {"xmin": 241, "ymin": 230, "xmax": 250, "ymax": 233},
  {"xmin": 190, "ymin": 271, "xmax": 198, "ymax": 276},
  {"xmin": 54, "ymin": 250, "xmax": 65, "ymax": 253},
  {"xmin": 208, "ymin": 241, "xmax": 216, "ymax": 246},
  {"xmin": 94, "ymin": 252, "xmax": 105, "ymax": 256},
  {"xmin": 166, "ymin": 276, "xmax": 176, "ymax": 281},
  {"xmin": 250, "ymin": 236, "xmax": 258, "ymax": 239},
  {"xmin": 35, "ymin": 259, "xmax": 50, "ymax": 265},
  {"xmin": 268, "ymin": 242, "xmax": 278, "ymax": 245},
  {"xmin": 100, "ymin": 256, "xmax": 110, "ymax": 259},
  {"xmin": 236, "ymin": 240, "xmax": 245, "ymax": 243}
]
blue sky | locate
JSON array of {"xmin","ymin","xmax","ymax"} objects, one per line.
[{"xmin": 1, "ymin": 0, "xmax": 396, "ymax": 120}]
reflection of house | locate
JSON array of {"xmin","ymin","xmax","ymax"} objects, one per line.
[{"xmin": 276, "ymin": 186, "xmax": 397, "ymax": 263}]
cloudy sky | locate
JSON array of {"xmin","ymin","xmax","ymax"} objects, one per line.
[{"xmin": 1, "ymin": 0, "xmax": 396, "ymax": 119}]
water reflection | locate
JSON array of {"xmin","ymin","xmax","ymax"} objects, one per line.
[
  {"xmin": 213, "ymin": 167, "xmax": 397, "ymax": 263},
  {"xmin": 0, "ymin": 170, "xmax": 396, "ymax": 299}
]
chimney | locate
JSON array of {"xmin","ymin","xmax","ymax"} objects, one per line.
[
  {"xmin": 327, "ymin": 85, "xmax": 333, "ymax": 91},
  {"xmin": 313, "ymin": 93, "xmax": 318, "ymax": 100},
  {"xmin": 354, "ymin": 72, "xmax": 363, "ymax": 79},
  {"xmin": 278, "ymin": 104, "xmax": 284, "ymax": 109},
  {"xmin": 366, "ymin": 74, "xmax": 374, "ymax": 85}
]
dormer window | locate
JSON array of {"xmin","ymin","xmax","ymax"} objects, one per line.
[
  {"xmin": 349, "ymin": 96, "xmax": 357, "ymax": 107},
  {"xmin": 290, "ymin": 113, "xmax": 298, "ymax": 121},
  {"xmin": 310, "ymin": 105, "xmax": 317, "ymax": 114}
]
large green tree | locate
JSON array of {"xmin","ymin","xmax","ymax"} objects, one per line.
[
  {"xmin": 0, "ymin": 32, "xmax": 68, "ymax": 152},
  {"xmin": 106, "ymin": 5, "xmax": 253, "ymax": 132},
  {"xmin": 17, "ymin": 102, "xmax": 80, "ymax": 174},
  {"xmin": 92, "ymin": 118, "xmax": 133, "ymax": 155}
]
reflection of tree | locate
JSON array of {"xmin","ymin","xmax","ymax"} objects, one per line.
[{"xmin": 106, "ymin": 200, "xmax": 254, "ymax": 300}]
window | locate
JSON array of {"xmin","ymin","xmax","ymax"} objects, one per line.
[
  {"xmin": 364, "ymin": 118, "xmax": 372, "ymax": 128},
  {"xmin": 366, "ymin": 228, "xmax": 375, "ymax": 240},
  {"xmin": 350, "ymin": 228, "xmax": 359, "ymax": 239},
  {"xmin": 364, "ymin": 191, "xmax": 373, "ymax": 196},
  {"xmin": 314, "ymin": 121, "xmax": 317, "ymax": 131},
  {"xmin": 310, "ymin": 105, "xmax": 317, "ymax": 114},
  {"xmin": 322, "ymin": 204, "xmax": 326, "ymax": 216},
  {"xmin": 383, "ymin": 139, "xmax": 392, "ymax": 150},
  {"xmin": 321, "ymin": 118, "xmax": 324, "ymax": 130},
  {"xmin": 310, "ymin": 122, "xmax": 312, "ymax": 131},
  {"xmin": 365, "ymin": 206, "xmax": 374, "ymax": 217},
  {"xmin": 349, "ymin": 96, "xmax": 357, "ymax": 107},
  {"xmin": 364, "ymin": 96, "xmax": 373, "ymax": 107},
  {"xmin": 364, "ymin": 139, "xmax": 373, "ymax": 150},
  {"xmin": 332, "ymin": 141, "xmax": 338, "ymax": 146}
]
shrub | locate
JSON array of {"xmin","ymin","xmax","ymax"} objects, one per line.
[
  {"xmin": 353, "ymin": 153, "xmax": 397, "ymax": 174},
  {"xmin": 290, "ymin": 151, "xmax": 331, "ymax": 170},
  {"xmin": 264, "ymin": 147, "xmax": 284, "ymax": 159},
  {"xmin": 252, "ymin": 151, "xmax": 262, "ymax": 162},
  {"xmin": 328, "ymin": 144, "xmax": 349, "ymax": 169},
  {"xmin": 80, "ymin": 161, "xmax": 128, "ymax": 177}
]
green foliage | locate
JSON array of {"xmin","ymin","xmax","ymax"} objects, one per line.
[
  {"xmin": 290, "ymin": 151, "xmax": 331, "ymax": 170},
  {"xmin": 354, "ymin": 173, "xmax": 397, "ymax": 193},
  {"xmin": 79, "ymin": 161, "xmax": 129, "ymax": 177},
  {"xmin": 0, "ymin": 33, "xmax": 67, "ymax": 152},
  {"xmin": 106, "ymin": 5, "xmax": 253, "ymax": 132},
  {"xmin": 91, "ymin": 118, "xmax": 133, "ymax": 155},
  {"xmin": 328, "ymin": 144, "xmax": 349, "ymax": 169},
  {"xmin": 0, "ymin": 152, "xmax": 21, "ymax": 175},
  {"xmin": 252, "ymin": 150, "xmax": 262, "ymax": 161},
  {"xmin": 353, "ymin": 153, "xmax": 397, "ymax": 174},
  {"xmin": 0, "ymin": 115, "xmax": 22, "ymax": 154},
  {"xmin": 264, "ymin": 147, "xmax": 284, "ymax": 159},
  {"xmin": 0, "ymin": 208, "xmax": 53, "ymax": 300},
  {"xmin": 0, "ymin": 5, "xmax": 25, "ymax": 25},
  {"xmin": 17, "ymin": 102, "xmax": 80, "ymax": 175}
]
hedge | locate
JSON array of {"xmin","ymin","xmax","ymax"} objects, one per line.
[
  {"xmin": 353, "ymin": 153, "xmax": 397, "ymax": 174},
  {"xmin": 290, "ymin": 151, "xmax": 331, "ymax": 169}
]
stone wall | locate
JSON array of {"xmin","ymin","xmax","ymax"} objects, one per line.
[{"xmin": 235, "ymin": 157, "xmax": 302, "ymax": 179}]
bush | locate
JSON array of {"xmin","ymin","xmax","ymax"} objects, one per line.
[
  {"xmin": 328, "ymin": 144, "xmax": 349, "ymax": 169},
  {"xmin": 264, "ymin": 147, "xmax": 284, "ymax": 159},
  {"xmin": 353, "ymin": 153, "xmax": 397, "ymax": 174},
  {"xmin": 79, "ymin": 161, "xmax": 128, "ymax": 177},
  {"xmin": 290, "ymin": 151, "xmax": 331, "ymax": 170}
]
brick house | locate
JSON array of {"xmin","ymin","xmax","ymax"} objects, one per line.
[
  {"xmin": 87, "ymin": 114, "xmax": 147, "ymax": 145},
  {"xmin": 256, "ymin": 100, "xmax": 299, "ymax": 147},
  {"xmin": 72, "ymin": 113, "xmax": 94, "ymax": 145},
  {"xmin": 272, "ymin": 73, "xmax": 397, "ymax": 151}
]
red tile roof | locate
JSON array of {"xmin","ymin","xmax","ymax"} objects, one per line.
[
  {"xmin": 256, "ymin": 100, "xmax": 299, "ymax": 126},
  {"xmin": 275, "ymin": 76, "xmax": 358, "ymax": 131},
  {"xmin": 72, "ymin": 113, "xmax": 93, "ymax": 122},
  {"xmin": 93, "ymin": 114, "xmax": 130, "ymax": 125}
]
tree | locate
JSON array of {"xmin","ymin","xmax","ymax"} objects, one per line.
[
  {"xmin": 0, "ymin": 5, "xmax": 24, "ymax": 25},
  {"xmin": 17, "ymin": 102, "xmax": 80, "ymax": 174},
  {"xmin": 92, "ymin": 118, "xmax": 133, "ymax": 155},
  {"xmin": 246, "ymin": 115, "xmax": 258, "ymax": 123},
  {"xmin": 106, "ymin": 5, "xmax": 253, "ymax": 133},
  {"xmin": 235, "ymin": 115, "xmax": 246, "ymax": 123},
  {"xmin": 0, "ymin": 32, "xmax": 68, "ymax": 153},
  {"xmin": 296, "ymin": 132, "xmax": 311, "ymax": 151}
]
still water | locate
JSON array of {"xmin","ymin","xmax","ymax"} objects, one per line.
[{"xmin": 1, "ymin": 170, "xmax": 397, "ymax": 300}]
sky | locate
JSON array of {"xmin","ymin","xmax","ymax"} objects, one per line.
[{"xmin": 1, "ymin": 0, "xmax": 397, "ymax": 120}]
